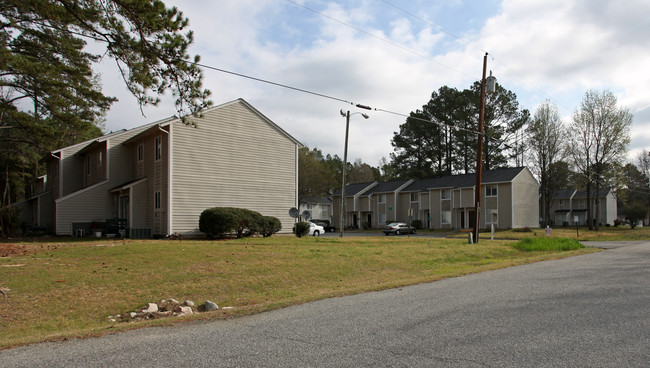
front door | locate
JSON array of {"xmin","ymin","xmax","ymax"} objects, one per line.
[
  {"xmin": 469, "ymin": 210, "xmax": 476, "ymax": 229},
  {"xmin": 460, "ymin": 211, "xmax": 465, "ymax": 229}
]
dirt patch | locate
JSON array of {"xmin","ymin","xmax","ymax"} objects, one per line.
[{"xmin": 0, "ymin": 243, "xmax": 64, "ymax": 257}]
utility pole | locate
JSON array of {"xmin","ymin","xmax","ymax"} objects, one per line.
[{"xmin": 473, "ymin": 53, "xmax": 488, "ymax": 243}]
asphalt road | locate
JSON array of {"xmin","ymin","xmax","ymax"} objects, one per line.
[{"xmin": 2, "ymin": 241, "xmax": 648, "ymax": 367}]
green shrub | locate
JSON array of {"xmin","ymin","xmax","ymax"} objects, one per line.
[
  {"xmin": 199, "ymin": 207, "xmax": 238, "ymax": 238},
  {"xmin": 259, "ymin": 216, "xmax": 282, "ymax": 237},
  {"xmin": 199, "ymin": 207, "xmax": 265, "ymax": 239},
  {"xmin": 361, "ymin": 221, "xmax": 371, "ymax": 230},
  {"xmin": 294, "ymin": 221, "xmax": 310, "ymax": 238},
  {"xmin": 233, "ymin": 208, "xmax": 262, "ymax": 238},
  {"xmin": 513, "ymin": 237, "xmax": 584, "ymax": 252},
  {"xmin": 411, "ymin": 220, "xmax": 423, "ymax": 229}
]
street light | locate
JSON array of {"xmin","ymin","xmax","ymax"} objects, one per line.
[
  {"xmin": 473, "ymin": 53, "xmax": 497, "ymax": 243},
  {"xmin": 339, "ymin": 108, "xmax": 369, "ymax": 238}
]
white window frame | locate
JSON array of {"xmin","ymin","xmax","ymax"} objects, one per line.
[
  {"xmin": 487, "ymin": 209, "xmax": 498, "ymax": 224},
  {"xmin": 137, "ymin": 144, "xmax": 144, "ymax": 162},
  {"xmin": 441, "ymin": 210, "xmax": 451, "ymax": 224},
  {"xmin": 378, "ymin": 194, "xmax": 386, "ymax": 203},
  {"xmin": 410, "ymin": 192, "xmax": 418, "ymax": 202},
  {"xmin": 441, "ymin": 189, "xmax": 450, "ymax": 200},
  {"xmin": 486, "ymin": 185, "xmax": 497, "ymax": 197}
]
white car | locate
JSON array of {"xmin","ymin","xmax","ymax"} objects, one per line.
[{"xmin": 308, "ymin": 222, "xmax": 325, "ymax": 237}]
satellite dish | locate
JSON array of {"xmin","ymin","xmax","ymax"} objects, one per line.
[
  {"xmin": 289, "ymin": 207, "xmax": 299, "ymax": 219},
  {"xmin": 301, "ymin": 210, "xmax": 311, "ymax": 221}
]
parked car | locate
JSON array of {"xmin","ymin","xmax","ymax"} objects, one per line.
[
  {"xmin": 382, "ymin": 222, "xmax": 415, "ymax": 235},
  {"xmin": 308, "ymin": 222, "xmax": 325, "ymax": 237},
  {"xmin": 311, "ymin": 220, "xmax": 336, "ymax": 232}
]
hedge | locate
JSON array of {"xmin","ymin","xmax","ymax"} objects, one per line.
[{"xmin": 199, "ymin": 207, "xmax": 281, "ymax": 238}]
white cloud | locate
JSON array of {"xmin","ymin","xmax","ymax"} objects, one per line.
[{"xmin": 100, "ymin": 0, "xmax": 650, "ymax": 166}]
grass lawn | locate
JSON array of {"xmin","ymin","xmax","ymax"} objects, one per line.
[{"xmin": 0, "ymin": 231, "xmax": 639, "ymax": 349}]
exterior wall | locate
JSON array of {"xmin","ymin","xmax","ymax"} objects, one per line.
[
  {"xmin": 59, "ymin": 150, "xmax": 85, "ymax": 196},
  {"xmin": 510, "ymin": 170, "xmax": 540, "ymax": 228},
  {"xmin": 55, "ymin": 181, "xmax": 113, "ymax": 234},
  {"xmin": 170, "ymin": 101, "xmax": 298, "ymax": 235},
  {"xmin": 604, "ymin": 194, "xmax": 617, "ymax": 225}
]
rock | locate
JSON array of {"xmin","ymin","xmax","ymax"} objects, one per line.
[
  {"xmin": 175, "ymin": 306, "xmax": 193, "ymax": 315},
  {"xmin": 142, "ymin": 303, "xmax": 158, "ymax": 313},
  {"xmin": 183, "ymin": 300, "xmax": 195, "ymax": 307},
  {"xmin": 222, "ymin": 307, "xmax": 234, "ymax": 310},
  {"xmin": 169, "ymin": 298, "xmax": 179, "ymax": 304},
  {"xmin": 130, "ymin": 312, "xmax": 138, "ymax": 318},
  {"xmin": 204, "ymin": 300, "xmax": 219, "ymax": 311}
]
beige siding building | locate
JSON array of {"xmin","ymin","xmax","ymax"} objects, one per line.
[
  {"xmin": 333, "ymin": 167, "xmax": 539, "ymax": 230},
  {"xmin": 20, "ymin": 99, "xmax": 301, "ymax": 237}
]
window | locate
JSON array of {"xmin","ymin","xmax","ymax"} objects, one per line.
[
  {"xmin": 86, "ymin": 156, "xmax": 91, "ymax": 176},
  {"xmin": 378, "ymin": 194, "xmax": 386, "ymax": 203},
  {"xmin": 441, "ymin": 189, "xmax": 450, "ymax": 200},
  {"xmin": 441, "ymin": 211, "xmax": 451, "ymax": 224},
  {"xmin": 559, "ymin": 199, "xmax": 565, "ymax": 208},
  {"xmin": 137, "ymin": 144, "xmax": 144, "ymax": 162},
  {"xmin": 486, "ymin": 185, "xmax": 497, "ymax": 197},
  {"xmin": 154, "ymin": 191, "xmax": 161, "ymax": 210},
  {"xmin": 578, "ymin": 199, "xmax": 584, "ymax": 206},
  {"xmin": 410, "ymin": 192, "xmax": 418, "ymax": 202},
  {"xmin": 378, "ymin": 212, "xmax": 386, "ymax": 225},
  {"xmin": 487, "ymin": 209, "xmax": 498, "ymax": 224},
  {"xmin": 155, "ymin": 136, "xmax": 162, "ymax": 161}
]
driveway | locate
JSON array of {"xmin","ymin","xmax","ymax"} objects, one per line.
[{"xmin": 2, "ymin": 241, "xmax": 648, "ymax": 367}]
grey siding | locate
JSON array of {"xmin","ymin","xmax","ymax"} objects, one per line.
[
  {"xmin": 171, "ymin": 100, "xmax": 298, "ymax": 235},
  {"xmin": 511, "ymin": 169, "xmax": 539, "ymax": 228}
]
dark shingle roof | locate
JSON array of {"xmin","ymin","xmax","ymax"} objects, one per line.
[
  {"xmin": 364, "ymin": 179, "xmax": 411, "ymax": 195},
  {"xmin": 333, "ymin": 181, "xmax": 375, "ymax": 197},
  {"xmin": 403, "ymin": 167, "xmax": 527, "ymax": 192}
]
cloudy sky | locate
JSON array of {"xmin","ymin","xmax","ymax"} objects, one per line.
[{"xmin": 98, "ymin": 0, "xmax": 650, "ymax": 167}]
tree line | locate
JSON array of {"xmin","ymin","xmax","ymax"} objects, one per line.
[{"xmin": 301, "ymin": 85, "xmax": 647, "ymax": 230}]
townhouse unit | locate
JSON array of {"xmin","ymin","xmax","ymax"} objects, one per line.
[
  {"xmin": 333, "ymin": 167, "xmax": 539, "ymax": 230},
  {"xmin": 19, "ymin": 99, "xmax": 301, "ymax": 237},
  {"xmin": 299, "ymin": 196, "xmax": 333, "ymax": 223},
  {"xmin": 545, "ymin": 188, "xmax": 617, "ymax": 226}
]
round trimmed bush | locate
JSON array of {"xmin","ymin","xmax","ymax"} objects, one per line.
[{"xmin": 294, "ymin": 221, "xmax": 310, "ymax": 238}]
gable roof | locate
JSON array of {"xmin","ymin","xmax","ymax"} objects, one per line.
[
  {"xmin": 403, "ymin": 167, "xmax": 528, "ymax": 192},
  {"xmin": 364, "ymin": 179, "xmax": 412, "ymax": 195},
  {"xmin": 334, "ymin": 181, "xmax": 376, "ymax": 197}
]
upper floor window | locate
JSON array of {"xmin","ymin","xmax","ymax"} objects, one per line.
[
  {"xmin": 155, "ymin": 136, "xmax": 162, "ymax": 161},
  {"xmin": 410, "ymin": 192, "xmax": 418, "ymax": 202},
  {"xmin": 441, "ymin": 189, "xmax": 450, "ymax": 200},
  {"xmin": 486, "ymin": 185, "xmax": 497, "ymax": 197},
  {"xmin": 578, "ymin": 199, "xmax": 585, "ymax": 206},
  {"xmin": 378, "ymin": 194, "xmax": 386, "ymax": 203},
  {"xmin": 137, "ymin": 144, "xmax": 144, "ymax": 162},
  {"xmin": 86, "ymin": 156, "xmax": 91, "ymax": 176},
  {"xmin": 559, "ymin": 199, "xmax": 565, "ymax": 207}
]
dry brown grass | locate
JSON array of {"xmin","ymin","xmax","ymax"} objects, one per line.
[{"xmin": 0, "ymin": 235, "xmax": 601, "ymax": 348}]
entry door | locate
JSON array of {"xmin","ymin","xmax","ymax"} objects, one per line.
[
  {"xmin": 460, "ymin": 211, "xmax": 465, "ymax": 229},
  {"xmin": 469, "ymin": 210, "xmax": 476, "ymax": 229}
]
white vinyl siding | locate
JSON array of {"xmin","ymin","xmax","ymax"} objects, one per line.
[{"xmin": 171, "ymin": 100, "xmax": 299, "ymax": 235}]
